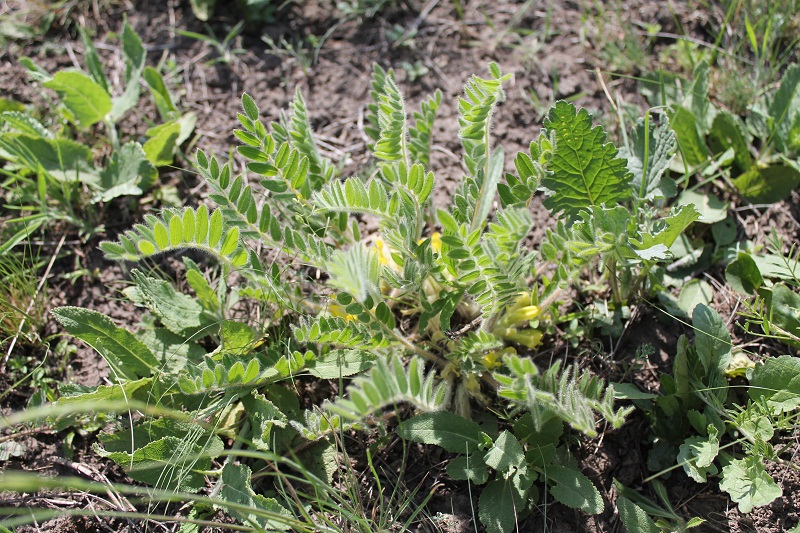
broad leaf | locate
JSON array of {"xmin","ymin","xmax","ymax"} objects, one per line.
[
  {"xmin": 546, "ymin": 464, "xmax": 604, "ymax": 514},
  {"xmin": 726, "ymin": 253, "xmax": 764, "ymax": 295},
  {"xmin": 676, "ymin": 190, "xmax": 727, "ymax": 224},
  {"xmin": 43, "ymin": 71, "xmax": 111, "ymax": 128},
  {"xmin": 693, "ymin": 304, "xmax": 732, "ymax": 376},
  {"xmin": 0, "ymin": 135, "xmax": 98, "ymax": 183},
  {"xmin": 668, "ymin": 105, "xmax": 708, "ymax": 167},
  {"xmin": 307, "ymin": 350, "xmax": 375, "ymax": 378},
  {"xmin": 398, "ymin": 411, "xmax": 485, "ymax": 454},
  {"xmin": 483, "ymin": 430, "xmax": 525, "ymax": 476},
  {"xmin": 709, "ymin": 111, "xmax": 751, "ymax": 172},
  {"xmin": 57, "ymin": 378, "xmax": 152, "ymax": 405},
  {"xmin": 769, "ymin": 283, "xmax": 800, "ymax": 343},
  {"xmin": 478, "ymin": 476, "xmax": 528, "ymax": 533},
  {"xmin": 733, "ymin": 163, "xmax": 800, "ymax": 204},
  {"xmin": 220, "ymin": 463, "xmax": 293, "ymax": 530},
  {"xmin": 678, "ymin": 425, "xmax": 719, "ymax": 482},
  {"xmin": 446, "ymin": 455, "xmax": 489, "ymax": 484},
  {"xmin": 97, "ymin": 436, "xmax": 221, "ymax": 493},
  {"xmin": 52, "ymin": 307, "xmax": 159, "ymax": 381},
  {"xmin": 748, "ymin": 355, "xmax": 800, "ymax": 414},
  {"xmin": 616, "ymin": 496, "xmax": 660, "ymax": 533},
  {"xmin": 94, "ymin": 141, "xmax": 157, "ymax": 202},
  {"xmin": 144, "ymin": 121, "xmax": 181, "ymax": 166},
  {"xmin": 719, "ymin": 456, "xmax": 782, "ymax": 513},
  {"xmin": 541, "ymin": 101, "xmax": 632, "ymax": 220}
]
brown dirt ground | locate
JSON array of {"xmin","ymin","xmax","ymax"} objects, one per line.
[{"xmin": 2, "ymin": 0, "xmax": 800, "ymax": 532}]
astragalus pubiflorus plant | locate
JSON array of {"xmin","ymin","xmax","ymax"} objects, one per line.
[{"xmin": 44, "ymin": 63, "xmax": 701, "ymax": 532}]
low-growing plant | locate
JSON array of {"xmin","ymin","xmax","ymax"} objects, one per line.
[
  {"xmin": 22, "ymin": 63, "xmax": 721, "ymax": 531},
  {"xmin": 625, "ymin": 303, "xmax": 800, "ymax": 520},
  {"xmin": 0, "ymin": 22, "xmax": 195, "ymax": 248},
  {"xmin": 642, "ymin": 59, "xmax": 800, "ymax": 205}
]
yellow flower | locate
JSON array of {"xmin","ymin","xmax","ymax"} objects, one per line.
[
  {"xmin": 373, "ymin": 236, "xmax": 401, "ymax": 271},
  {"xmin": 495, "ymin": 327, "xmax": 543, "ymax": 349},
  {"xmin": 328, "ymin": 301, "xmax": 357, "ymax": 322}
]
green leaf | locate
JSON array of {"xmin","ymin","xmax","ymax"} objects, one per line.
[
  {"xmin": 726, "ymin": 253, "xmax": 764, "ymax": 295},
  {"xmin": 676, "ymin": 190, "xmax": 727, "ymax": 224},
  {"xmin": 478, "ymin": 476, "xmax": 528, "ymax": 533},
  {"xmin": 769, "ymin": 283, "xmax": 800, "ymax": 344},
  {"xmin": 0, "ymin": 135, "xmax": 98, "ymax": 183},
  {"xmin": 678, "ymin": 425, "xmax": 720, "ymax": 482},
  {"xmin": 677, "ymin": 279, "xmax": 714, "ymax": 317},
  {"xmin": 143, "ymin": 67, "xmax": 178, "ymax": 121},
  {"xmin": 143, "ymin": 121, "xmax": 181, "ymax": 166},
  {"xmin": 129, "ymin": 270, "xmax": 214, "ymax": 338},
  {"xmin": 219, "ymin": 320, "xmax": 254, "ymax": 354},
  {"xmin": 220, "ymin": 463, "xmax": 293, "ymax": 530},
  {"xmin": 623, "ymin": 111, "xmax": 677, "ymax": 201},
  {"xmin": 57, "ymin": 378, "xmax": 152, "ymax": 405},
  {"xmin": 52, "ymin": 307, "xmax": 159, "ymax": 380},
  {"xmin": 635, "ymin": 204, "xmax": 700, "ymax": 256},
  {"xmin": 546, "ymin": 465, "xmax": 604, "ymax": 514},
  {"xmin": 483, "ymin": 431, "xmax": 525, "ymax": 476},
  {"xmin": 668, "ymin": 105, "xmax": 708, "ymax": 167},
  {"xmin": 94, "ymin": 141, "xmax": 157, "ymax": 202},
  {"xmin": 446, "ymin": 455, "xmax": 489, "ymax": 484},
  {"xmin": 43, "ymin": 71, "xmax": 111, "ymax": 128},
  {"xmin": 692, "ymin": 304, "xmax": 732, "ymax": 376},
  {"xmin": 733, "ymin": 164, "xmax": 800, "ymax": 204},
  {"xmin": 325, "ymin": 243, "xmax": 382, "ymax": 304},
  {"xmin": 708, "ymin": 111, "xmax": 751, "ymax": 172},
  {"xmin": 748, "ymin": 355, "xmax": 800, "ymax": 414},
  {"xmin": 541, "ymin": 101, "xmax": 632, "ymax": 220},
  {"xmin": 768, "ymin": 63, "xmax": 800, "ymax": 153},
  {"xmin": 121, "ymin": 21, "xmax": 146, "ymax": 77},
  {"xmin": 719, "ymin": 456, "xmax": 782, "ymax": 513},
  {"xmin": 307, "ymin": 350, "xmax": 376, "ymax": 378},
  {"xmin": 97, "ymin": 436, "xmax": 221, "ymax": 492},
  {"xmin": 398, "ymin": 411, "xmax": 485, "ymax": 454},
  {"xmin": 616, "ymin": 496, "xmax": 660, "ymax": 533},
  {"xmin": 78, "ymin": 27, "xmax": 110, "ymax": 93}
]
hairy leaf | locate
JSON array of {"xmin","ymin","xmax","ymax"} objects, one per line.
[
  {"xmin": 622, "ymin": 111, "xmax": 677, "ymax": 201},
  {"xmin": 546, "ymin": 465, "xmax": 604, "ymax": 514},
  {"xmin": 219, "ymin": 463, "xmax": 293, "ymax": 530},
  {"xmin": 748, "ymin": 355, "xmax": 800, "ymax": 414}
]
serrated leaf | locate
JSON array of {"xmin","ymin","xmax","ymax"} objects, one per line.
[
  {"xmin": 719, "ymin": 456, "xmax": 782, "ymax": 513},
  {"xmin": 483, "ymin": 431, "xmax": 525, "ymax": 476},
  {"xmin": 478, "ymin": 477, "xmax": 527, "ymax": 533},
  {"xmin": 43, "ymin": 71, "xmax": 111, "ymax": 128},
  {"xmin": 446, "ymin": 455, "xmax": 489, "ymax": 484},
  {"xmin": 748, "ymin": 355, "xmax": 800, "ymax": 414},
  {"xmin": 52, "ymin": 307, "xmax": 159, "ymax": 380},
  {"xmin": 676, "ymin": 190, "xmax": 727, "ymax": 224},
  {"xmin": 541, "ymin": 101, "xmax": 632, "ymax": 220},
  {"xmin": 398, "ymin": 411, "xmax": 484, "ymax": 454},
  {"xmin": 616, "ymin": 496, "xmax": 660, "ymax": 533},
  {"xmin": 546, "ymin": 465, "xmax": 604, "ymax": 514}
]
